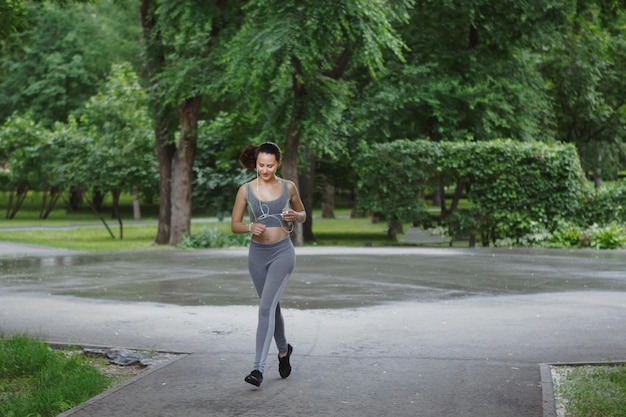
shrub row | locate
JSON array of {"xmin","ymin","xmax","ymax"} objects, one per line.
[{"xmin": 355, "ymin": 139, "xmax": 626, "ymax": 248}]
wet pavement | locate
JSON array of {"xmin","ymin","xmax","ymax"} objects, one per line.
[{"xmin": 0, "ymin": 243, "xmax": 625, "ymax": 416}]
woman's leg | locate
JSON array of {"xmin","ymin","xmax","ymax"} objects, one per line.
[{"xmin": 248, "ymin": 239, "xmax": 295, "ymax": 373}]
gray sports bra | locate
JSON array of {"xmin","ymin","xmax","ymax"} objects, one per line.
[{"xmin": 246, "ymin": 180, "xmax": 291, "ymax": 228}]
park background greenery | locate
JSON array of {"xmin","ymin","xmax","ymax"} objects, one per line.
[
  {"xmin": 1, "ymin": 0, "xmax": 626, "ymax": 250},
  {"xmin": 1, "ymin": 3, "xmax": 626, "ymax": 415}
]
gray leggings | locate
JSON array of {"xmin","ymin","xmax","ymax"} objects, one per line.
[{"xmin": 248, "ymin": 237, "xmax": 295, "ymax": 372}]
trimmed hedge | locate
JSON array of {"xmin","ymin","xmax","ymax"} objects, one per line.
[{"xmin": 355, "ymin": 139, "xmax": 588, "ymax": 245}]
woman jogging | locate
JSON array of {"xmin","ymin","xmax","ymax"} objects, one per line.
[{"xmin": 231, "ymin": 142, "xmax": 306, "ymax": 387}]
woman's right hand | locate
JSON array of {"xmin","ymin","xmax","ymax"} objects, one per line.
[{"xmin": 250, "ymin": 223, "xmax": 266, "ymax": 236}]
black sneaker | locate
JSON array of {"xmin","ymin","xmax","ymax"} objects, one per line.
[
  {"xmin": 245, "ymin": 370, "xmax": 263, "ymax": 387},
  {"xmin": 278, "ymin": 344, "xmax": 293, "ymax": 378}
]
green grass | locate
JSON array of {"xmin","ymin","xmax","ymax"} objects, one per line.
[
  {"xmin": 308, "ymin": 215, "xmax": 404, "ymax": 246},
  {"xmin": 0, "ymin": 335, "xmax": 113, "ymax": 417},
  {"xmin": 0, "ymin": 190, "xmax": 417, "ymax": 250},
  {"xmin": 557, "ymin": 364, "xmax": 626, "ymax": 417},
  {"xmin": 2, "ymin": 190, "xmax": 472, "ymax": 250},
  {"xmin": 0, "ymin": 216, "xmax": 412, "ymax": 251},
  {"xmin": 0, "ymin": 224, "xmax": 171, "ymax": 252}
]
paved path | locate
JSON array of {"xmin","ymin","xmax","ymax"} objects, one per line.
[{"xmin": 1, "ymin": 242, "xmax": 625, "ymax": 417}]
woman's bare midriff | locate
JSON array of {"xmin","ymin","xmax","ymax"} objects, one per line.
[{"xmin": 252, "ymin": 226, "xmax": 290, "ymax": 244}]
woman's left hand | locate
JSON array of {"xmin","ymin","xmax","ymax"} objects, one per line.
[{"xmin": 281, "ymin": 209, "xmax": 297, "ymax": 222}]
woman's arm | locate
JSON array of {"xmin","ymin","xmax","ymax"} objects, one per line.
[
  {"xmin": 282, "ymin": 181, "xmax": 306, "ymax": 224},
  {"xmin": 231, "ymin": 185, "xmax": 251, "ymax": 234}
]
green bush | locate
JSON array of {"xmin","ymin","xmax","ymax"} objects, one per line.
[
  {"xmin": 587, "ymin": 222, "xmax": 626, "ymax": 250},
  {"xmin": 545, "ymin": 219, "xmax": 584, "ymax": 248},
  {"xmin": 579, "ymin": 182, "xmax": 626, "ymax": 226},
  {"xmin": 496, "ymin": 219, "xmax": 626, "ymax": 250},
  {"xmin": 354, "ymin": 139, "xmax": 437, "ymax": 225},
  {"xmin": 356, "ymin": 138, "xmax": 588, "ymax": 245},
  {"xmin": 440, "ymin": 140, "xmax": 586, "ymax": 245}
]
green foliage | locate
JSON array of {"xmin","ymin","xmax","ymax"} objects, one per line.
[
  {"xmin": 497, "ymin": 219, "xmax": 626, "ymax": 249},
  {"xmin": 0, "ymin": 0, "xmax": 142, "ymax": 126},
  {"xmin": 2, "ymin": 0, "xmax": 625, "ymax": 245},
  {"xmin": 544, "ymin": 219, "xmax": 585, "ymax": 248},
  {"xmin": 441, "ymin": 140, "xmax": 587, "ymax": 244},
  {"xmin": 71, "ymin": 62, "xmax": 157, "ymax": 196},
  {"xmin": 350, "ymin": 0, "xmax": 569, "ymax": 145},
  {"xmin": 541, "ymin": 2, "xmax": 626, "ymax": 179},
  {"xmin": 357, "ymin": 139, "xmax": 588, "ymax": 244},
  {"xmin": 192, "ymin": 115, "xmax": 251, "ymax": 218},
  {"xmin": 0, "ymin": 112, "xmax": 56, "ymax": 191},
  {"xmin": 151, "ymin": 0, "xmax": 244, "ymax": 106},
  {"xmin": 0, "ymin": 0, "xmax": 28, "ymax": 40},
  {"xmin": 179, "ymin": 226, "xmax": 251, "ymax": 249},
  {"xmin": 0, "ymin": 335, "xmax": 112, "ymax": 417},
  {"xmin": 578, "ymin": 181, "xmax": 626, "ymax": 225},
  {"xmin": 0, "ymin": 63, "xmax": 157, "ymax": 219},
  {"xmin": 354, "ymin": 139, "xmax": 437, "ymax": 224},
  {"xmin": 221, "ymin": 0, "xmax": 413, "ymax": 158},
  {"xmin": 587, "ymin": 222, "xmax": 626, "ymax": 249}
]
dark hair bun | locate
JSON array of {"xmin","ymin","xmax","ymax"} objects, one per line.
[{"xmin": 239, "ymin": 144, "xmax": 258, "ymax": 169}]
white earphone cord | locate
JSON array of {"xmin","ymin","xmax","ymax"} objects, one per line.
[{"xmin": 255, "ymin": 168, "xmax": 293, "ymax": 234}]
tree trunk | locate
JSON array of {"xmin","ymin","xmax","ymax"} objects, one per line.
[
  {"xmin": 41, "ymin": 186, "xmax": 60, "ymax": 219},
  {"xmin": 132, "ymin": 186, "xmax": 141, "ymax": 220},
  {"xmin": 593, "ymin": 167, "xmax": 602, "ymax": 188},
  {"xmin": 88, "ymin": 198, "xmax": 115, "ymax": 239},
  {"xmin": 111, "ymin": 188, "xmax": 121, "ymax": 219},
  {"xmin": 432, "ymin": 183, "xmax": 442, "ymax": 208},
  {"xmin": 299, "ymin": 153, "xmax": 316, "ymax": 242},
  {"xmin": 169, "ymin": 95, "xmax": 201, "ymax": 246},
  {"xmin": 68, "ymin": 188, "xmax": 82, "ymax": 212},
  {"xmin": 7, "ymin": 182, "xmax": 28, "ymax": 219},
  {"xmin": 321, "ymin": 180, "xmax": 335, "ymax": 219},
  {"xmin": 40, "ymin": 191, "xmax": 48, "ymax": 219},
  {"xmin": 284, "ymin": 124, "xmax": 303, "ymax": 246},
  {"xmin": 6, "ymin": 190, "xmax": 13, "ymax": 219},
  {"xmin": 283, "ymin": 56, "xmax": 306, "ymax": 246},
  {"xmin": 141, "ymin": 0, "xmax": 177, "ymax": 244},
  {"xmin": 111, "ymin": 188, "xmax": 124, "ymax": 239},
  {"xmin": 387, "ymin": 220, "xmax": 403, "ymax": 241},
  {"xmin": 593, "ymin": 149, "xmax": 603, "ymax": 188},
  {"xmin": 93, "ymin": 189, "xmax": 104, "ymax": 212},
  {"xmin": 154, "ymin": 125, "xmax": 176, "ymax": 243}
]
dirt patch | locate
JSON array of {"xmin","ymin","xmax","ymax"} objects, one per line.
[{"xmin": 60, "ymin": 346, "xmax": 181, "ymax": 385}]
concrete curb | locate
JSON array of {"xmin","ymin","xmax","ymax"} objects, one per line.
[{"xmin": 540, "ymin": 364, "xmax": 558, "ymax": 417}]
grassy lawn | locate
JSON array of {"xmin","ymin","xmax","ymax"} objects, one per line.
[
  {"xmin": 554, "ymin": 364, "xmax": 626, "ymax": 417},
  {"xmin": 0, "ymin": 335, "xmax": 114, "ymax": 417},
  {"xmin": 0, "ymin": 191, "xmax": 416, "ymax": 250},
  {"xmin": 0, "ymin": 224, "xmax": 172, "ymax": 252},
  {"xmin": 0, "ymin": 217, "xmax": 409, "ymax": 251}
]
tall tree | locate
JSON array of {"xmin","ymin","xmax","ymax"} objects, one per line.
[
  {"xmin": 0, "ymin": 113, "xmax": 53, "ymax": 218},
  {"xmin": 223, "ymin": 0, "xmax": 412, "ymax": 244},
  {"xmin": 541, "ymin": 1, "xmax": 626, "ymax": 184},
  {"xmin": 140, "ymin": 0, "xmax": 244, "ymax": 245},
  {"xmin": 74, "ymin": 62, "xmax": 157, "ymax": 225}
]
